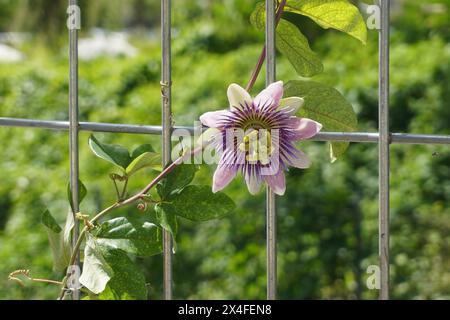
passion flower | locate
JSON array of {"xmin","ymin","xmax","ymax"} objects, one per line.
[{"xmin": 200, "ymin": 81, "xmax": 322, "ymax": 195}]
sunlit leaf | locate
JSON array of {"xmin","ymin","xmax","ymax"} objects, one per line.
[
  {"xmin": 284, "ymin": 80, "xmax": 358, "ymax": 161},
  {"xmin": 285, "ymin": 0, "xmax": 367, "ymax": 44}
]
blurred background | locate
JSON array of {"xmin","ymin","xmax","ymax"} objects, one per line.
[{"xmin": 0, "ymin": 0, "xmax": 449, "ymax": 299}]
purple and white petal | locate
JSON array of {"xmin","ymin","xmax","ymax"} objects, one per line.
[
  {"xmin": 244, "ymin": 169, "xmax": 262, "ymax": 195},
  {"xmin": 264, "ymin": 170, "xmax": 286, "ymax": 196},
  {"xmin": 203, "ymin": 82, "xmax": 322, "ymax": 196},
  {"xmin": 278, "ymin": 97, "xmax": 304, "ymax": 115},
  {"xmin": 227, "ymin": 83, "xmax": 252, "ymax": 110},
  {"xmin": 199, "ymin": 110, "xmax": 230, "ymax": 128},
  {"xmin": 285, "ymin": 149, "xmax": 311, "ymax": 169},
  {"xmin": 212, "ymin": 164, "xmax": 238, "ymax": 193},
  {"xmin": 197, "ymin": 127, "xmax": 221, "ymax": 146},
  {"xmin": 287, "ymin": 117, "xmax": 322, "ymax": 140},
  {"xmin": 254, "ymin": 81, "xmax": 283, "ymax": 109}
]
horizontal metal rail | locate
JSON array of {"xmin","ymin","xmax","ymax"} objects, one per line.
[{"xmin": 0, "ymin": 117, "xmax": 449, "ymax": 145}]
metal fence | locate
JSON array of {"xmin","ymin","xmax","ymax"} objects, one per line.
[{"xmin": 0, "ymin": 0, "xmax": 449, "ymax": 300}]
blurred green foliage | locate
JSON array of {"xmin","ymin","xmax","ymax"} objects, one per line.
[{"xmin": 0, "ymin": 0, "xmax": 449, "ymax": 299}]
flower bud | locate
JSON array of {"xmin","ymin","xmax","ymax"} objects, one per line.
[{"xmin": 137, "ymin": 202, "xmax": 147, "ymax": 212}]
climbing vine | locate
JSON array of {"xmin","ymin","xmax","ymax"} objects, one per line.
[{"xmin": 9, "ymin": 0, "xmax": 367, "ymax": 299}]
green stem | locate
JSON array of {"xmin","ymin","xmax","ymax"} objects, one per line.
[
  {"xmin": 30, "ymin": 278, "xmax": 63, "ymax": 286},
  {"xmin": 112, "ymin": 178, "xmax": 121, "ymax": 200},
  {"xmin": 58, "ymin": 202, "xmax": 119, "ymax": 299},
  {"xmin": 57, "ymin": 152, "xmax": 188, "ymax": 299},
  {"xmin": 54, "ymin": 3, "xmax": 288, "ymax": 293},
  {"xmin": 120, "ymin": 177, "xmax": 129, "ymax": 200},
  {"xmin": 72, "ymin": 203, "xmax": 119, "ymax": 265},
  {"xmin": 9, "ymin": 270, "xmax": 63, "ymax": 287}
]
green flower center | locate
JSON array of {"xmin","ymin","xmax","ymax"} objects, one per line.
[{"xmin": 238, "ymin": 129, "xmax": 273, "ymax": 164}]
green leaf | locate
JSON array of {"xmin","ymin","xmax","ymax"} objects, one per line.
[
  {"xmin": 67, "ymin": 179, "xmax": 87, "ymax": 212},
  {"xmin": 79, "ymin": 234, "xmax": 147, "ymax": 299},
  {"xmin": 97, "ymin": 248, "xmax": 147, "ymax": 300},
  {"xmin": 88, "ymin": 135, "xmax": 132, "ymax": 170},
  {"xmin": 157, "ymin": 164, "xmax": 198, "ymax": 199},
  {"xmin": 41, "ymin": 210, "xmax": 70, "ymax": 272},
  {"xmin": 154, "ymin": 203, "xmax": 178, "ymax": 244},
  {"xmin": 95, "ymin": 217, "xmax": 162, "ymax": 257},
  {"xmin": 88, "ymin": 137, "xmax": 160, "ymax": 176},
  {"xmin": 284, "ymin": 80, "xmax": 358, "ymax": 161},
  {"xmin": 251, "ymin": 2, "xmax": 323, "ymax": 77},
  {"xmin": 285, "ymin": 0, "xmax": 367, "ymax": 44},
  {"xmin": 79, "ymin": 234, "xmax": 114, "ymax": 294},
  {"xmin": 41, "ymin": 209, "xmax": 62, "ymax": 233},
  {"xmin": 130, "ymin": 144, "xmax": 155, "ymax": 159},
  {"xmin": 63, "ymin": 210, "xmax": 74, "ymax": 263},
  {"xmin": 97, "ymin": 286, "xmax": 120, "ymax": 300},
  {"xmin": 276, "ymin": 19, "xmax": 324, "ymax": 77},
  {"xmin": 169, "ymin": 185, "xmax": 235, "ymax": 222},
  {"xmin": 126, "ymin": 152, "xmax": 161, "ymax": 176}
]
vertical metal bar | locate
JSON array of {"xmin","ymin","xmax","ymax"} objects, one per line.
[
  {"xmin": 378, "ymin": 0, "xmax": 390, "ymax": 300},
  {"xmin": 161, "ymin": 0, "xmax": 173, "ymax": 300},
  {"xmin": 68, "ymin": 0, "xmax": 80, "ymax": 300},
  {"xmin": 265, "ymin": 0, "xmax": 277, "ymax": 301}
]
